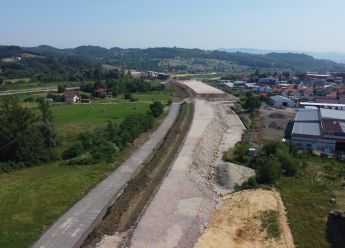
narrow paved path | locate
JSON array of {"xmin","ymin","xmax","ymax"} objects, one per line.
[
  {"xmin": 0, "ymin": 87, "xmax": 78, "ymax": 96},
  {"xmin": 33, "ymin": 103, "xmax": 181, "ymax": 248}
]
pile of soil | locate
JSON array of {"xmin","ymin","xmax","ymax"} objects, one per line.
[
  {"xmin": 269, "ymin": 121, "xmax": 284, "ymax": 130},
  {"xmin": 269, "ymin": 113, "xmax": 286, "ymax": 119}
]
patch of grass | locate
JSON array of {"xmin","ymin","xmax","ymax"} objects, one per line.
[
  {"xmin": 0, "ymin": 162, "xmax": 115, "ymax": 248},
  {"xmin": 0, "ymin": 91, "xmax": 172, "ymax": 248},
  {"xmin": 260, "ymin": 210, "xmax": 281, "ymax": 240},
  {"xmin": 278, "ymin": 157, "xmax": 345, "ymax": 248}
]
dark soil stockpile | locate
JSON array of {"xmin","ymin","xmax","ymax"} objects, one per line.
[
  {"xmin": 268, "ymin": 113, "xmax": 286, "ymax": 119},
  {"xmin": 81, "ymin": 102, "xmax": 194, "ymax": 248}
]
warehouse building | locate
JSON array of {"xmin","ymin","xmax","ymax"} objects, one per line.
[
  {"xmin": 269, "ymin": 95, "xmax": 295, "ymax": 108},
  {"xmin": 291, "ymin": 108, "xmax": 345, "ymax": 155}
]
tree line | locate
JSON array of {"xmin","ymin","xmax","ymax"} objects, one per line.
[
  {"xmin": 62, "ymin": 101, "xmax": 165, "ymax": 165},
  {"xmin": 0, "ymin": 95, "xmax": 165, "ymax": 171}
]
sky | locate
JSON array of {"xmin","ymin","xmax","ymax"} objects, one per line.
[{"xmin": 1, "ymin": 0, "xmax": 345, "ymax": 52}]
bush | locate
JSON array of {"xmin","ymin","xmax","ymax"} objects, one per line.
[
  {"xmin": 62, "ymin": 142, "xmax": 84, "ymax": 159},
  {"xmin": 57, "ymin": 84, "xmax": 66, "ymax": 93},
  {"xmin": 276, "ymin": 149, "xmax": 298, "ymax": 176},
  {"xmin": 232, "ymin": 142, "xmax": 250, "ymax": 163},
  {"xmin": 149, "ymin": 101, "xmax": 164, "ymax": 117},
  {"xmin": 256, "ymin": 156, "xmax": 282, "ymax": 184},
  {"xmin": 0, "ymin": 162, "xmax": 26, "ymax": 173},
  {"xmin": 90, "ymin": 142, "xmax": 119, "ymax": 163},
  {"xmin": 65, "ymin": 153, "xmax": 94, "ymax": 165},
  {"xmin": 241, "ymin": 176, "xmax": 258, "ymax": 189}
]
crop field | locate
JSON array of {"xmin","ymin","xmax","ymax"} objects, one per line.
[{"xmin": 0, "ymin": 90, "xmax": 171, "ymax": 248}]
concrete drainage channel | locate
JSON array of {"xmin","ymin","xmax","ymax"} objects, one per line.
[
  {"xmin": 33, "ymin": 103, "xmax": 182, "ymax": 248},
  {"xmin": 81, "ymin": 102, "xmax": 194, "ymax": 248}
]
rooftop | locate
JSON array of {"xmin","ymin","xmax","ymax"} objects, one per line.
[
  {"xmin": 320, "ymin": 108, "xmax": 345, "ymax": 121},
  {"xmin": 295, "ymin": 109, "xmax": 319, "ymax": 122},
  {"xmin": 292, "ymin": 122, "xmax": 321, "ymax": 136}
]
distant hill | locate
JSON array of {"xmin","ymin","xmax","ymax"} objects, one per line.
[
  {"xmin": 219, "ymin": 48, "xmax": 345, "ymax": 64},
  {"xmin": 1, "ymin": 45, "xmax": 345, "ymax": 82}
]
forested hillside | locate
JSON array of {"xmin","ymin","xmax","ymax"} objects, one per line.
[{"xmin": 1, "ymin": 45, "xmax": 344, "ymax": 82}]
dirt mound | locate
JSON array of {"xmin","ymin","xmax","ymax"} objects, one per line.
[
  {"xmin": 216, "ymin": 163, "xmax": 255, "ymax": 190},
  {"xmin": 194, "ymin": 189, "xmax": 295, "ymax": 248},
  {"xmin": 269, "ymin": 121, "xmax": 284, "ymax": 130},
  {"xmin": 269, "ymin": 113, "xmax": 286, "ymax": 119}
]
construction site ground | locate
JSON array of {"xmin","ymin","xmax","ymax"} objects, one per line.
[
  {"xmin": 251, "ymin": 106, "xmax": 296, "ymax": 147},
  {"xmin": 194, "ymin": 189, "xmax": 295, "ymax": 248}
]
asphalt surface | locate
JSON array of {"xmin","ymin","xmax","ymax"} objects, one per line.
[
  {"xmin": 0, "ymin": 87, "xmax": 78, "ymax": 96},
  {"xmin": 33, "ymin": 103, "xmax": 181, "ymax": 248}
]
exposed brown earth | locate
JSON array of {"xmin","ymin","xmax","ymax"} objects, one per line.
[{"xmin": 194, "ymin": 189, "xmax": 295, "ymax": 248}]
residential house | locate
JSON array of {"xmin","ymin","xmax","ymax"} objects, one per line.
[{"xmin": 64, "ymin": 90, "xmax": 79, "ymax": 103}]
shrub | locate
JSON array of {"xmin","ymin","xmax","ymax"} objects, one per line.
[
  {"xmin": 57, "ymin": 84, "xmax": 66, "ymax": 93},
  {"xmin": 233, "ymin": 142, "xmax": 250, "ymax": 163},
  {"xmin": 276, "ymin": 149, "xmax": 298, "ymax": 176},
  {"xmin": 256, "ymin": 156, "xmax": 282, "ymax": 184},
  {"xmin": 90, "ymin": 142, "xmax": 119, "ymax": 163},
  {"xmin": 62, "ymin": 142, "xmax": 84, "ymax": 160},
  {"xmin": 149, "ymin": 101, "xmax": 164, "ymax": 117},
  {"xmin": 65, "ymin": 153, "xmax": 94, "ymax": 165},
  {"xmin": 241, "ymin": 176, "xmax": 258, "ymax": 189}
]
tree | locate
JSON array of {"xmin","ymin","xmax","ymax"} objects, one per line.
[
  {"xmin": 37, "ymin": 99, "xmax": 61, "ymax": 150},
  {"xmin": 57, "ymin": 84, "xmax": 66, "ymax": 93},
  {"xmin": 0, "ymin": 96, "xmax": 45, "ymax": 163},
  {"xmin": 150, "ymin": 101, "xmax": 164, "ymax": 117},
  {"xmin": 243, "ymin": 95, "xmax": 261, "ymax": 112},
  {"xmin": 256, "ymin": 156, "xmax": 282, "ymax": 184}
]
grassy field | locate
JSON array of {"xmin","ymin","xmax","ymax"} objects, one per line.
[
  {"xmin": 11, "ymin": 91, "xmax": 171, "ymax": 146},
  {"xmin": 278, "ymin": 156, "xmax": 345, "ymax": 248},
  {"xmin": 0, "ymin": 163, "xmax": 116, "ymax": 248},
  {"xmin": 0, "ymin": 91, "xmax": 171, "ymax": 248}
]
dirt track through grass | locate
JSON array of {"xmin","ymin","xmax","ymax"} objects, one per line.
[{"xmin": 82, "ymin": 102, "xmax": 193, "ymax": 248}]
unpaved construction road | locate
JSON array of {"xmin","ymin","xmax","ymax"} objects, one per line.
[{"xmin": 129, "ymin": 81, "xmax": 246, "ymax": 248}]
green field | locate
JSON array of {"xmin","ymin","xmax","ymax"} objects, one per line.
[
  {"xmin": 0, "ymin": 91, "xmax": 171, "ymax": 248},
  {"xmin": 278, "ymin": 156, "xmax": 345, "ymax": 248},
  {"xmin": 0, "ymin": 163, "xmax": 116, "ymax": 248}
]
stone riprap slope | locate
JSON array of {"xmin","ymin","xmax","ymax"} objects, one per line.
[{"xmin": 129, "ymin": 99, "xmax": 244, "ymax": 248}]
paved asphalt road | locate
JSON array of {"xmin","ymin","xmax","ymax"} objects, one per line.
[
  {"xmin": 33, "ymin": 103, "xmax": 181, "ymax": 248},
  {"xmin": 0, "ymin": 87, "xmax": 78, "ymax": 96}
]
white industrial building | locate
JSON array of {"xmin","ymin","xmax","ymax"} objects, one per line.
[{"xmin": 291, "ymin": 108, "xmax": 345, "ymax": 155}]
